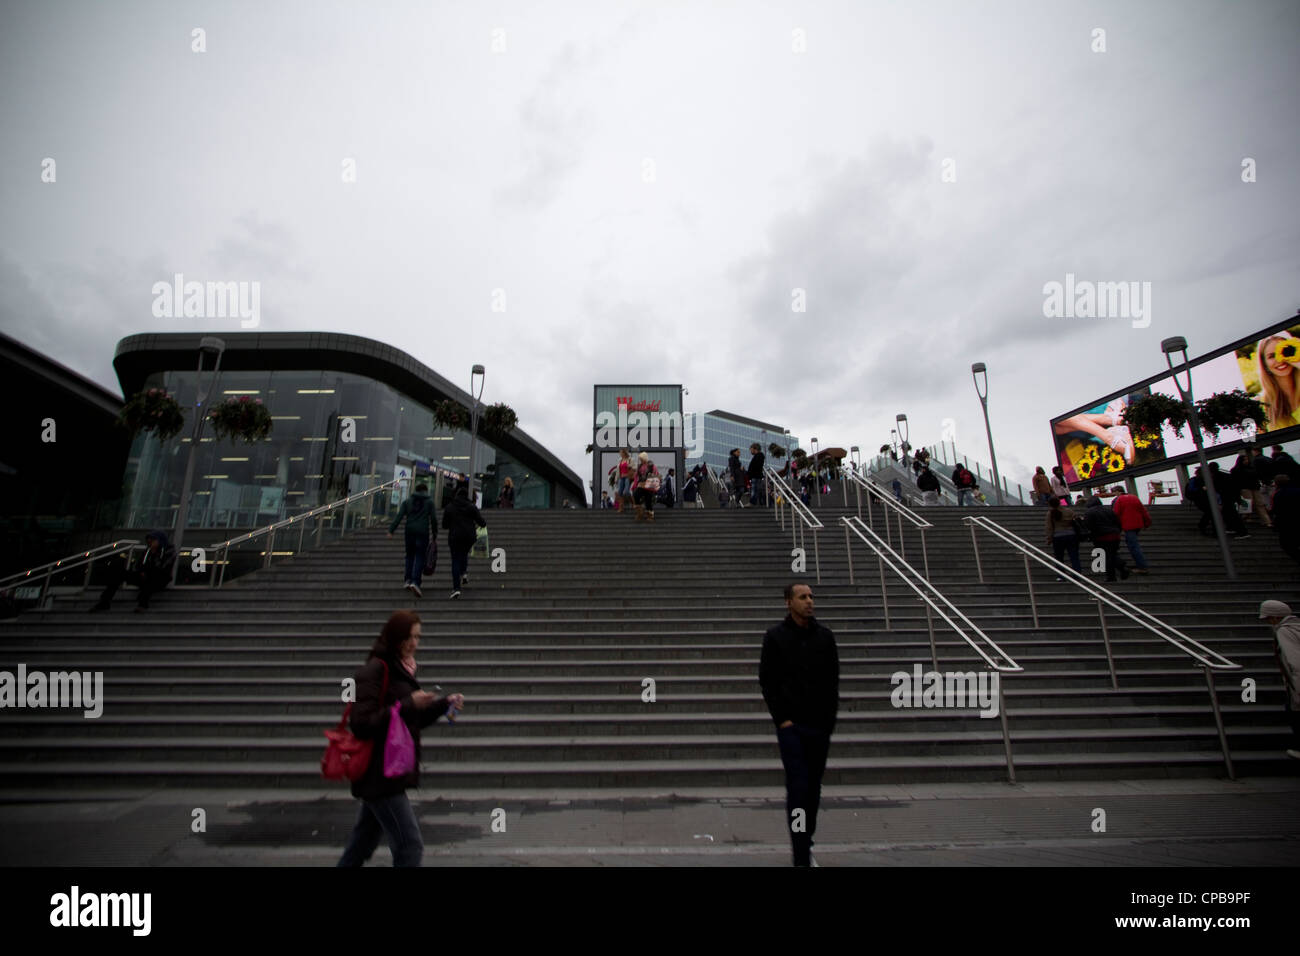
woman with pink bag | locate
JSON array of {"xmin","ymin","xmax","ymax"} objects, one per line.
[{"xmin": 337, "ymin": 610, "xmax": 464, "ymax": 867}]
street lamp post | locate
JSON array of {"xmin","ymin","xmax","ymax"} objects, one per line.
[
  {"xmin": 850, "ymin": 445, "xmax": 860, "ymax": 473},
  {"xmin": 467, "ymin": 365, "xmax": 485, "ymax": 505},
  {"xmin": 895, "ymin": 413, "xmax": 909, "ymax": 465},
  {"xmin": 1162, "ymin": 337, "xmax": 1236, "ymax": 580},
  {"xmin": 890, "ymin": 429, "xmax": 898, "ymax": 458},
  {"xmin": 970, "ymin": 363, "xmax": 1005, "ymax": 505},
  {"xmin": 172, "ymin": 336, "xmax": 226, "ymax": 585}
]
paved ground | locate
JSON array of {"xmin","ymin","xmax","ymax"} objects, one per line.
[{"xmin": 1, "ymin": 777, "xmax": 1297, "ymax": 866}]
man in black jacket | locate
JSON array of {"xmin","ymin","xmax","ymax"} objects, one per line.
[
  {"xmin": 759, "ymin": 583, "xmax": 839, "ymax": 867},
  {"xmin": 748, "ymin": 443, "xmax": 767, "ymax": 507},
  {"xmin": 917, "ymin": 466, "xmax": 941, "ymax": 505},
  {"xmin": 90, "ymin": 530, "xmax": 176, "ymax": 612},
  {"xmin": 387, "ymin": 483, "xmax": 436, "ymax": 598},
  {"xmin": 442, "ymin": 486, "xmax": 486, "ymax": 599},
  {"xmin": 1082, "ymin": 497, "xmax": 1129, "ymax": 582}
]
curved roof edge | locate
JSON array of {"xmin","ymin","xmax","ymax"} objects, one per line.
[
  {"xmin": 113, "ymin": 331, "xmax": 585, "ymax": 497},
  {"xmin": 1, "ymin": 330, "xmax": 123, "ymax": 415}
]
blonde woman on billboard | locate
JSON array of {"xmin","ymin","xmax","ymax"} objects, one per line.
[{"xmin": 1255, "ymin": 334, "xmax": 1300, "ymax": 431}]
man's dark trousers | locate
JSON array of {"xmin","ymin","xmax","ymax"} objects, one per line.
[
  {"xmin": 776, "ymin": 722, "xmax": 831, "ymax": 866},
  {"xmin": 97, "ymin": 556, "xmax": 168, "ymax": 609}
]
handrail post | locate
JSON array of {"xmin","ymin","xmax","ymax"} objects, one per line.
[
  {"xmin": 844, "ymin": 524, "xmax": 854, "ymax": 584},
  {"xmin": 315, "ymin": 509, "xmax": 325, "ymax": 547},
  {"xmin": 341, "ymin": 499, "xmax": 350, "ymax": 537},
  {"xmin": 298, "ymin": 517, "xmax": 306, "ymax": 554},
  {"xmin": 898, "ymin": 510, "xmax": 905, "ymax": 561},
  {"xmin": 813, "ymin": 531, "xmax": 821, "ymax": 584},
  {"xmin": 997, "ymin": 675, "xmax": 1016, "ymax": 784},
  {"xmin": 1023, "ymin": 553, "xmax": 1038, "ymax": 628},
  {"xmin": 920, "ymin": 528, "xmax": 930, "ymax": 581},
  {"xmin": 264, "ymin": 526, "xmax": 275, "ymax": 569},
  {"xmin": 878, "ymin": 552, "xmax": 890, "ymax": 629},
  {"xmin": 1203, "ymin": 665, "xmax": 1235, "ymax": 780},
  {"xmin": 925, "ymin": 602, "xmax": 938, "ymax": 671},
  {"xmin": 969, "ymin": 522, "xmax": 984, "ymax": 584},
  {"xmin": 855, "ymin": 480, "xmax": 862, "ymax": 521},
  {"xmin": 1096, "ymin": 599, "xmax": 1119, "ymax": 689},
  {"xmin": 842, "ymin": 475, "xmax": 847, "ymax": 506}
]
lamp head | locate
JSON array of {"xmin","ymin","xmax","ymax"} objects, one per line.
[
  {"xmin": 971, "ymin": 362, "xmax": 986, "ymax": 375},
  {"xmin": 1160, "ymin": 337, "xmax": 1188, "ymax": 356},
  {"xmin": 472, "ymin": 364, "xmax": 485, "ymax": 376},
  {"xmin": 199, "ymin": 336, "xmax": 226, "ymax": 355}
]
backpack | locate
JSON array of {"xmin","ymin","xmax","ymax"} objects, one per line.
[{"xmin": 1071, "ymin": 515, "xmax": 1089, "ymax": 540}]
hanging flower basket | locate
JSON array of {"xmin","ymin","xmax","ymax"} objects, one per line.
[
  {"xmin": 879, "ymin": 444, "xmax": 891, "ymax": 454},
  {"xmin": 1122, "ymin": 393, "xmax": 1189, "ymax": 440},
  {"xmin": 768, "ymin": 442, "xmax": 785, "ymax": 459},
  {"xmin": 585, "ymin": 443, "xmax": 595, "ymax": 454},
  {"xmin": 791, "ymin": 448, "xmax": 807, "ymax": 462},
  {"xmin": 118, "ymin": 388, "xmax": 185, "ymax": 442},
  {"xmin": 433, "ymin": 399, "xmax": 471, "ymax": 432},
  {"xmin": 480, "ymin": 402, "xmax": 519, "ymax": 439},
  {"xmin": 1124, "ymin": 389, "xmax": 1265, "ymax": 442},
  {"xmin": 1196, "ymin": 389, "xmax": 1266, "ymax": 440},
  {"xmin": 208, "ymin": 396, "xmax": 273, "ymax": 444}
]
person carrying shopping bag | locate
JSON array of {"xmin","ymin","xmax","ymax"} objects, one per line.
[
  {"xmin": 442, "ymin": 484, "xmax": 486, "ymax": 598},
  {"xmin": 337, "ymin": 610, "xmax": 464, "ymax": 867}
]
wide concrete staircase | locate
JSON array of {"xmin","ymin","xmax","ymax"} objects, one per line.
[{"xmin": 0, "ymin": 494, "xmax": 1296, "ymax": 792}]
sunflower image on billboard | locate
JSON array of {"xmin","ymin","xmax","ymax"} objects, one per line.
[
  {"xmin": 1236, "ymin": 325, "xmax": 1300, "ymax": 433},
  {"xmin": 1052, "ymin": 391, "xmax": 1166, "ymax": 484}
]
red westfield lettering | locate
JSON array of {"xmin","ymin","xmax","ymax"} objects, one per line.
[{"xmin": 615, "ymin": 397, "xmax": 662, "ymax": 412}]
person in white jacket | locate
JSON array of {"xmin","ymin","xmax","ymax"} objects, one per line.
[{"xmin": 1259, "ymin": 600, "xmax": 1300, "ymax": 760}]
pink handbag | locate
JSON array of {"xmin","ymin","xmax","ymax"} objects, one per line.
[{"xmin": 383, "ymin": 700, "xmax": 417, "ymax": 777}]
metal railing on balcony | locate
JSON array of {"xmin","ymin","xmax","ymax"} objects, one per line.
[
  {"xmin": 963, "ymin": 513, "xmax": 1241, "ymax": 778},
  {"xmin": 840, "ymin": 514, "xmax": 1024, "ymax": 782}
]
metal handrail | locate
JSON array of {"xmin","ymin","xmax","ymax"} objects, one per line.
[
  {"xmin": 845, "ymin": 471, "xmax": 933, "ymax": 579},
  {"xmin": 0, "ymin": 540, "xmax": 145, "ymax": 607},
  {"xmin": 0, "ymin": 540, "xmax": 140, "ymax": 590},
  {"xmin": 765, "ymin": 466, "xmax": 823, "ymax": 583},
  {"xmin": 840, "ymin": 515, "xmax": 1022, "ymax": 782},
  {"xmin": 963, "ymin": 512, "xmax": 1239, "ymax": 778},
  {"xmin": 207, "ymin": 475, "xmax": 416, "ymax": 586}
]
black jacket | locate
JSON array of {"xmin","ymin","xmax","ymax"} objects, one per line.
[
  {"xmin": 747, "ymin": 452, "xmax": 765, "ymax": 480},
  {"xmin": 1083, "ymin": 503, "xmax": 1122, "ymax": 540},
  {"xmin": 916, "ymin": 469, "xmax": 940, "ymax": 492},
  {"xmin": 141, "ymin": 530, "xmax": 177, "ymax": 579},
  {"xmin": 759, "ymin": 614, "xmax": 839, "ymax": 733},
  {"xmin": 442, "ymin": 496, "xmax": 486, "ymax": 551},
  {"xmin": 389, "ymin": 491, "xmax": 436, "ymax": 538},
  {"xmin": 1231, "ymin": 457, "xmax": 1260, "ymax": 491},
  {"xmin": 348, "ymin": 653, "xmax": 451, "ymax": 800}
]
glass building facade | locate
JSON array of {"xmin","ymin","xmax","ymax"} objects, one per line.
[
  {"xmin": 114, "ymin": 333, "xmax": 585, "ymax": 528},
  {"xmin": 684, "ymin": 410, "xmax": 799, "ymax": 476}
]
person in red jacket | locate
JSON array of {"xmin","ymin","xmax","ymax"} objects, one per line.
[{"xmin": 1112, "ymin": 492, "xmax": 1152, "ymax": 574}]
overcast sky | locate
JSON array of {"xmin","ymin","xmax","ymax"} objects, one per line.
[{"xmin": 2, "ymin": 0, "xmax": 1297, "ymax": 500}]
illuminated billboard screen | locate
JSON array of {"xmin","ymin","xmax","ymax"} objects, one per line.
[{"xmin": 1050, "ymin": 317, "xmax": 1300, "ymax": 484}]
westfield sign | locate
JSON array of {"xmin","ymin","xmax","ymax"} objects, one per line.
[{"xmin": 615, "ymin": 397, "xmax": 662, "ymax": 412}]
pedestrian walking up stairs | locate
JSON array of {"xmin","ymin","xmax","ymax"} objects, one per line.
[{"xmin": 0, "ymin": 490, "xmax": 1295, "ymax": 793}]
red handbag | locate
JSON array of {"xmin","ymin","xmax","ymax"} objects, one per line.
[{"xmin": 322, "ymin": 660, "xmax": 389, "ymax": 782}]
